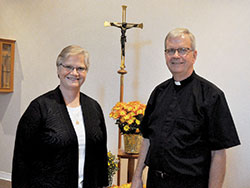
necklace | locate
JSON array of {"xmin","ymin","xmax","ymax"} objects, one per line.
[
  {"xmin": 74, "ymin": 108, "xmax": 81, "ymax": 125},
  {"xmin": 67, "ymin": 106, "xmax": 82, "ymax": 126}
]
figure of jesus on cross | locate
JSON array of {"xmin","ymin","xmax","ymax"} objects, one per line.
[{"xmin": 104, "ymin": 5, "xmax": 143, "ymax": 102}]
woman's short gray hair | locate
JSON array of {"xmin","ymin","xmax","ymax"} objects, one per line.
[
  {"xmin": 56, "ymin": 45, "xmax": 90, "ymax": 71},
  {"xmin": 164, "ymin": 28, "xmax": 196, "ymax": 51}
]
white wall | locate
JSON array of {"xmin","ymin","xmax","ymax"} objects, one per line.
[{"xmin": 0, "ymin": 0, "xmax": 249, "ymax": 187}]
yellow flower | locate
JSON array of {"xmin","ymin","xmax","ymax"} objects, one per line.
[
  {"xmin": 128, "ymin": 111, "xmax": 136, "ymax": 117},
  {"xmin": 126, "ymin": 119, "xmax": 133, "ymax": 125},
  {"xmin": 135, "ymin": 119, "xmax": 140, "ymax": 125},
  {"xmin": 126, "ymin": 105, "xmax": 133, "ymax": 111},
  {"xmin": 108, "ymin": 152, "xmax": 111, "ymax": 157},
  {"xmin": 123, "ymin": 125, "xmax": 130, "ymax": 132},
  {"xmin": 136, "ymin": 109, "xmax": 143, "ymax": 115},
  {"xmin": 123, "ymin": 114, "xmax": 130, "ymax": 120},
  {"xmin": 107, "ymin": 151, "xmax": 119, "ymax": 186},
  {"xmin": 120, "ymin": 117, "xmax": 126, "ymax": 123},
  {"xmin": 119, "ymin": 110, "xmax": 127, "ymax": 117},
  {"xmin": 113, "ymin": 113, "xmax": 119, "ymax": 119}
]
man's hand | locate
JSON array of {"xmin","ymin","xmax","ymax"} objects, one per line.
[
  {"xmin": 131, "ymin": 138, "xmax": 150, "ymax": 188},
  {"xmin": 209, "ymin": 149, "xmax": 226, "ymax": 188}
]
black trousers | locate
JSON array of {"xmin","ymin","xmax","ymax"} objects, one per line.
[{"xmin": 146, "ymin": 169, "xmax": 208, "ymax": 188}]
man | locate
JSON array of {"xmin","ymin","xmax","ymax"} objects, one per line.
[{"xmin": 131, "ymin": 28, "xmax": 240, "ymax": 188}]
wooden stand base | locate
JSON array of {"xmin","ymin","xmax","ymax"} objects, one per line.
[{"xmin": 117, "ymin": 149, "xmax": 139, "ymax": 185}]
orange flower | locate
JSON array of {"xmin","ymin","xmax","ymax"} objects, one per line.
[
  {"xmin": 112, "ymin": 112, "xmax": 119, "ymax": 119},
  {"xmin": 120, "ymin": 117, "xmax": 126, "ymax": 123},
  {"xmin": 110, "ymin": 101, "xmax": 146, "ymax": 134},
  {"xmin": 135, "ymin": 128, "xmax": 140, "ymax": 133},
  {"xmin": 123, "ymin": 114, "xmax": 130, "ymax": 120},
  {"xmin": 119, "ymin": 110, "xmax": 127, "ymax": 117},
  {"xmin": 128, "ymin": 111, "xmax": 136, "ymax": 117}
]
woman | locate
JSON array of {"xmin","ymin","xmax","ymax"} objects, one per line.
[{"xmin": 12, "ymin": 45, "xmax": 109, "ymax": 188}]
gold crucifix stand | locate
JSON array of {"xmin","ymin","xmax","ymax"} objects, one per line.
[
  {"xmin": 104, "ymin": 5, "xmax": 143, "ymax": 185},
  {"xmin": 104, "ymin": 5, "xmax": 143, "ymax": 103}
]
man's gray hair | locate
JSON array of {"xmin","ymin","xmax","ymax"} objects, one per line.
[{"xmin": 164, "ymin": 28, "xmax": 196, "ymax": 51}]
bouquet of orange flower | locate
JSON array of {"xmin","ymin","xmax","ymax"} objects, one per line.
[{"xmin": 109, "ymin": 101, "xmax": 146, "ymax": 134}]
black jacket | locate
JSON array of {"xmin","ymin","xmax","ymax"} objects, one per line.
[{"xmin": 12, "ymin": 86, "xmax": 108, "ymax": 188}]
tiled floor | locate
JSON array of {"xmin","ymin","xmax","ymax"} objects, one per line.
[{"xmin": 0, "ymin": 179, "xmax": 11, "ymax": 188}]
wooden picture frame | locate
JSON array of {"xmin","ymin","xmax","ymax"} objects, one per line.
[{"xmin": 0, "ymin": 38, "xmax": 15, "ymax": 93}]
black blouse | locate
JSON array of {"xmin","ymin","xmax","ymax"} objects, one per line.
[
  {"xmin": 141, "ymin": 72, "xmax": 240, "ymax": 177},
  {"xmin": 12, "ymin": 86, "xmax": 108, "ymax": 188}
]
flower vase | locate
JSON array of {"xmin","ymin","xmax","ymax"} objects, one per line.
[{"xmin": 123, "ymin": 134, "xmax": 142, "ymax": 154}]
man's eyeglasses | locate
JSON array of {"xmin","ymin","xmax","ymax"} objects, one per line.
[
  {"xmin": 59, "ymin": 64, "xmax": 87, "ymax": 73},
  {"xmin": 165, "ymin": 48, "xmax": 192, "ymax": 56}
]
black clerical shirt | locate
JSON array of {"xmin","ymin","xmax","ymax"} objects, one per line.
[{"xmin": 141, "ymin": 71, "xmax": 240, "ymax": 178}]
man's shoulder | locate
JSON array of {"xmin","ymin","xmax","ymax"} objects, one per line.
[
  {"xmin": 154, "ymin": 78, "xmax": 172, "ymax": 91},
  {"xmin": 193, "ymin": 73, "xmax": 224, "ymax": 95},
  {"xmin": 147, "ymin": 78, "xmax": 172, "ymax": 102}
]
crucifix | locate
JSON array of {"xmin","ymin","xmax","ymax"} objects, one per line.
[
  {"xmin": 104, "ymin": 5, "xmax": 143, "ymax": 103},
  {"xmin": 104, "ymin": 5, "xmax": 143, "ymax": 185}
]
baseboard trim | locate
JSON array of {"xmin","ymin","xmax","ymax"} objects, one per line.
[{"xmin": 0, "ymin": 171, "xmax": 11, "ymax": 181}]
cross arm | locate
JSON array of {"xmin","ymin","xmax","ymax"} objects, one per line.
[{"xmin": 104, "ymin": 21, "xmax": 143, "ymax": 29}]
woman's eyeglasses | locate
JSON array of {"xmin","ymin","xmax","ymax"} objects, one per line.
[{"xmin": 59, "ymin": 64, "xmax": 87, "ymax": 73}]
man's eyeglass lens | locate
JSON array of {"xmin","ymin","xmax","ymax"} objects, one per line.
[{"xmin": 165, "ymin": 48, "xmax": 191, "ymax": 56}]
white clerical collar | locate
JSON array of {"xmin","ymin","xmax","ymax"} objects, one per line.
[{"xmin": 174, "ymin": 81, "xmax": 181, "ymax": 86}]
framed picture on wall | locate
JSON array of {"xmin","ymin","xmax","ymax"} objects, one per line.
[{"xmin": 0, "ymin": 38, "xmax": 15, "ymax": 93}]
